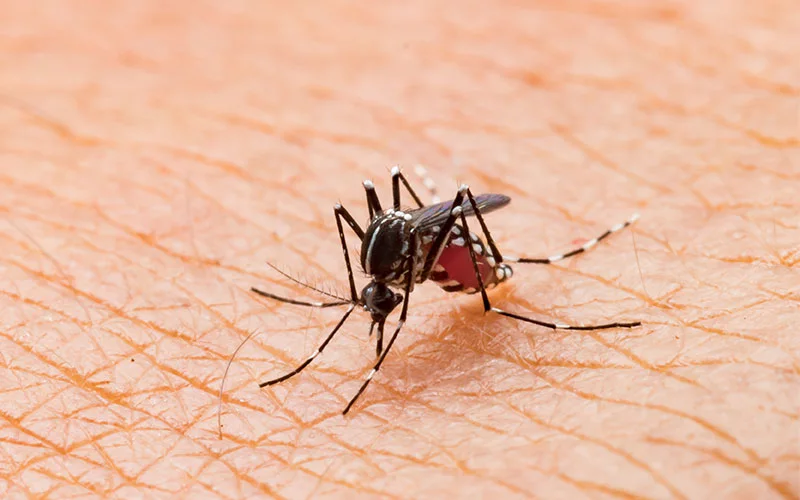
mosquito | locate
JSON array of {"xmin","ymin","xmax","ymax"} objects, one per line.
[{"xmin": 233, "ymin": 166, "xmax": 640, "ymax": 418}]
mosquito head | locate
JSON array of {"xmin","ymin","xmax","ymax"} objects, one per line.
[{"xmin": 360, "ymin": 281, "xmax": 403, "ymax": 322}]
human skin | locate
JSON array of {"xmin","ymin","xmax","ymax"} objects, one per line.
[{"xmin": 0, "ymin": 0, "xmax": 798, "ymax": 498}]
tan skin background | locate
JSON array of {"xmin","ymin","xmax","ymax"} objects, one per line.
[{"xmin": 0, "ymin": 1, "xmax": 798, "ymax": 498}]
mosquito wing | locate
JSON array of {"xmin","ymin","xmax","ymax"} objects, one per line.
[{"xmin": 408, "ymin": 194, "xmax": 511, "ymax": 231}]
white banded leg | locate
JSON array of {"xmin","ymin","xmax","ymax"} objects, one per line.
[
  {"xmin": 420, "ymin": 188, "xmax": 467, "ymax": 280},
  {"xmin": 490, "ymin": 307, "xmax": 641, "ymax": 330},
  {"xmin": 391, "ymin": 165, "xmax": 425, "ymax": 209},
  {"xmin": 505, "ymin": 213, "xmax": 640, "ymax": 264},
  {"xmin": 414, "ymin": 164, "xmax": 441, "ymax": 204},
  {"xmin": 457, "ymin": 187, "xmax": 641, "ymax": 330},
  {"xmin": 259, "ymin": 305, "xmax": 356, "ymax": 387},
  {"xmin": 363, "ymin": 179, "xmax": 383, "ymax": 220},
  {"xmin": 342, "ymin": 231, "xmax": 418, "ymax": 415}
]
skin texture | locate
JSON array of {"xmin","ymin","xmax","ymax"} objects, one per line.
[{"xmin": 0, "ymin": 0, "xmax": 798, "ymax": 498}]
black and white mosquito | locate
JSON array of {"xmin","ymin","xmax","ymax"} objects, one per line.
[{"xmin": 223, "ymin": 166, "xmax": 640, "ymax": 421}]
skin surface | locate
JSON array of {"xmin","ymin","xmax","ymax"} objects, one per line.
[{"xmin": 0, "ymin": 0, "xmax": 798, "ymax": 498}]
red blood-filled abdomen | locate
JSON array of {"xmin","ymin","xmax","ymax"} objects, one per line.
[{"xmin": 435, "ymin": 244, "xmax": 495, "ymax": 289}]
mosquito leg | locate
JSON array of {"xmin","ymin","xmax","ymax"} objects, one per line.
[
  {"xmin": 462, "ymin": 188, "xmax": 505, "ymax": 264},
  {"xmin": 363, "ymin": 179, "xmax": 383, "ymax": 220},
  {"xmin": 259, "ymin": 304, "xmax": 356, "ymax": 387},
  {"xmin": 418, "ymin": 187, "xmax": 467, "ymax": 281},
  {"xmin": 375, "ymin": 320, "xmax": 385, "ymax": 358},
  {"xmin": 504, "ymin": 214, "xmax": 640, "ymax": 265},
  {"xmin": 342, "ymin": 231, "xmax": 417, "ymax": 415},
  {"xmin": 456, "ymin": 198, "xmax": 492, "ymax": 313},
  {"xmin": 391, "ymin": 165, "xmax": 425, "ymax": 209},
  {"xmin": 458, "ymin": 188, "xmax": 641, "ymax": 330},
  {"xmin": 491, "ymin": 308, "xmax": 641, "ymax": 330},
  {"xmin": 413, "ymin": 164, "xmax": 441, "ymax": 204},
  {"xmin": 334, "ymin": 203, "xmax": 361, "ymax": 302},
  {"xmin": 337, "ymin": 203, "xmax": 365, "ymax": 240}
]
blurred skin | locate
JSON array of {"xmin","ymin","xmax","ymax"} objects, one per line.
[{"xmin": 0, "ymin": 0, "xmax": 798, "ymax": 498}]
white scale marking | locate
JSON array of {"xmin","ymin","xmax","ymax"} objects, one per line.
[
  {"xmin": 472, "ymin": 244, "xmax": 483, "ymax": 255},
  {"xmin": 364, "ymin": 218, "xmax": 390, "ymax": 275},
  {"xmin": 451, "ymin": 206, "xmax": 463, "ymax": 216},
  {"xmin": 452, "ymin": 237, "xmax": 465, "ymax": 246},
  {"xmin": 414, "ymin": 164, "xmax": 441, "ymax": 203},
  {"xmin": 363, "ymin": 179, "xmax": 374, "ymax": 189},
  {"xmin": 391, "ymin": 165, "xmax": 400, "ymax": 176},
  {"xmin": 499, "ymin": 214, "xmax": 641, "ymax": 264},
  {"xmin": 486, "ymin": 257, "xmax": 496, "ymax": 267},
  {"xmin": 555, "ymin": 323, "xmax": 571, "ymax": 329},
  {"xmin": 582, "ymin": 238, "xmax": 599, "ymax": 251},
  {"xmin": 366, "ymin": 368, "xmax": 377, "ymax": 380}
]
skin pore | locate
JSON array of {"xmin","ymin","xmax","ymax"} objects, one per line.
[{"xmin": 0, "ymin": 1, "xmax": 798, "ymax": 498}]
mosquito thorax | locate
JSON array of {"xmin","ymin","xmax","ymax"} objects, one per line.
[
  {"xmin": 360, "ymin": 209, "xmax": 415, "ymax": 283},
  {"xmin": 360, "ymin": 281, "xmax": 403, "ymax": 322}
]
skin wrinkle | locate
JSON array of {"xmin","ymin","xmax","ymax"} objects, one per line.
[
  {"xmin": 1, "ymin": 0, "xmax": 798, "ymax": 499},
  {"xmin": 501, "ymin": 400, "xmax": 685, "ymax": 499},
  {"xmin": 422, "ymin": 312, "xmax": 775, "ymax": 487}
]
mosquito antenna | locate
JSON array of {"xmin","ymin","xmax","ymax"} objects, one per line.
[
  {"xmin": 218, "ymin": 329, "xmax": 262, "ymax": 439},
  {"xmin": 265, "ymin": 261, "xmax": 350, "ymax": 302}
]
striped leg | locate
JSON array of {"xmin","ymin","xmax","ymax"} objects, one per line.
[
  {"xmin": 458, "ymin": 186, "xmax": 641, "ymax": 330},
  {"xmin": 254, "ymin": 202, "xmax": 368, "ymax": 387},
  {"xmin": 342, "ymin": 230, "xmax": 418, "ymax": 415},
  {"xmin": 363, "ymin": 180, "xmax": 383, "ymax": 220},
  {"xmin": 258, "ymin": 305, "xmax": 356, "ymax": 387},
  {"xmin": 391, "ymin": 165, "xmax": 425, "ymax": 209},
  {"xmin": 374, "ymin": 320, "xmax": 385, "ymax": 358},
  {"xmin": 413, "ymin": 164, "xmax": 441, "ymax": 203},
  {"xmin": 419, "ymin": 189, "xmax": 467, "ymax": 281},
  {"xmin": 504, "ymin": 214, "xmax": 640, "ymax": 264}
]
